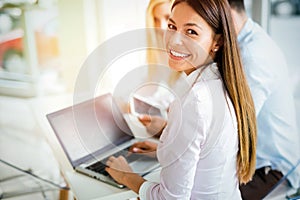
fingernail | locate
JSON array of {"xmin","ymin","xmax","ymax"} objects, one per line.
[{"xmin": 132, "ymin": 147, "xmax": 138, "ymax": 152}]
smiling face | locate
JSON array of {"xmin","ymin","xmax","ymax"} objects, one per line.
[{"xmin": 165, "ymin": 2, "xmax": 221, "ymax": 75}]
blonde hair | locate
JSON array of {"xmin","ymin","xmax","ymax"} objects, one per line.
[
  {"xmin": 146, "ymin": 0, "xmax": 180, "ymax": 85},
  {"xmin": 146, "ymin": 0, "xmax": 173, "ymax": 28},
  {"xmin": 172, "ymin": 0, "xmax": 257, "ymax": 184}
]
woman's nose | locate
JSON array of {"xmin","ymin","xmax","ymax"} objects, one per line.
[{"xmin": 169, "ymin": 31, "xmax": 183, "ymax": 45}]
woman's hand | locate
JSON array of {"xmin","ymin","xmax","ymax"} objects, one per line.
[
  {"xmin": 105, "ymin": 156, "xmax": 133, "ymax": 185},
  {"xmin": 105, "ymin": 156, "xmax": 146, "ymax": 193},
  {"xmin": 129, "ymin": 141, "xmax": 158, "ymax": 158},
  {"xmin": 138, "ymin": 115, "xmax": 167, "ymax": 138}
]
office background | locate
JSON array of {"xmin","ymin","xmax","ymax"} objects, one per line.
[{"xmin": 0, "ymin": 0, "xmax": 299, "ymax": 199}]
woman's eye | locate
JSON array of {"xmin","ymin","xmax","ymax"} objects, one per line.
[
  {"xmin": 168, "ymin": 24, "xmax": 176, "ymax": 30},
  {"xmin": 187, "ymin": 29, "xmax": 198, "ymax": 35}
]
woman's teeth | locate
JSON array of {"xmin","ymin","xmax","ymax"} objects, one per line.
[{"xmin": 170, "ymin": 50, "xmax": 189, "ymax": 58}]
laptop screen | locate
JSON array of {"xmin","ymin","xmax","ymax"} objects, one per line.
[{"xmin": 47, "ymin": 93, "xmax": 134, "ymax": 167}]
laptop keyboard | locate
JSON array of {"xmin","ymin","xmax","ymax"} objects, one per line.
[
  {"xmin": 87, "ymin": 161, "xmax": 109, "ymax": 176},
  {"xmin": 86, "ymin": 148, "xmax": 143, "ymax": 176}
]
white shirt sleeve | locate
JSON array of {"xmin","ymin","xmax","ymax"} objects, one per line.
[
  {"xmin": 139, "ymin": 89, "xmax": 209, "ymax": 200},
  {"xmin": 139, "ymin": 181, "xmax": 157, "ymax": 200}
]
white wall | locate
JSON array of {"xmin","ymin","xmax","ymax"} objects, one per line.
[{"xmin": 58, "ymin": 0, "xmax": 149, "ymax": 97}]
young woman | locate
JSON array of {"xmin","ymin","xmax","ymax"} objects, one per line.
[{"xmin": 106, "ymin": 0, "xmax": 257, "ymax": 199}]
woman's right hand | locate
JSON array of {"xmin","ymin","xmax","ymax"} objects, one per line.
[{"xmin": 129, "ymin": 141, "xmax": 158, "ymax": 158}]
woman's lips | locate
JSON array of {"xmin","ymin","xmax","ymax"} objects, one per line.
[{"xmin": 169, "ymin": 49, "xmax": 190, "ymax": 61}]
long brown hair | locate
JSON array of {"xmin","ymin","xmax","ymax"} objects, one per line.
[{"xmin": 172, "ymin": 0, "xmax": 257, "ymax": 184}]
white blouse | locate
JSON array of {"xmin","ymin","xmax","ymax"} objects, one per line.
[{"xmin": 139, "ymin": 63, "xmax": 242, "ymax": 200}]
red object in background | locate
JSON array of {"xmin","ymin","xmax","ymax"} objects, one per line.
[{"xmin": 0, "ymin": 29, "xmax": 24, "ymax": 68}]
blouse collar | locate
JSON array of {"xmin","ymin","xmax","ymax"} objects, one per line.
[{"xmin": 185, "ymin": 62, "xmax": 220, "ymax": 86}]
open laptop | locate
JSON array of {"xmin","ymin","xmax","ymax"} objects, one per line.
[{"xmin": 46, "ymin": 93, "xmax": 160, "ymax": 188}]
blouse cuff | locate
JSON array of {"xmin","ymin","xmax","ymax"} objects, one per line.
[{"xmin": 139, "ymin": 181, "xmax": 156, "ymax": 200}]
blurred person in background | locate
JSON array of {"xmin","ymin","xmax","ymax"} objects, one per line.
[
  {"xmin": 228, "ymin": 0, "xmax": 300, "ymax": 199},
  {"xmin": 137, "ymin": 0, "xmax": 180, "ymax": 137}
]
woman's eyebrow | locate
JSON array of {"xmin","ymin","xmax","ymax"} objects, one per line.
[
  {"xmin": 168, "ymin": 18, "xmax": 176, "ymax": 24},
  {"xmin": 168, "ymin": 18, "xmax": 202, "ymax": 30},
  {"xmin": 184, "ymin": 22, "xmax": 202, "ymax": 30}
]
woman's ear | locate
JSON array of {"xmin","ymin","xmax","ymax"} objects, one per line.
[{"xmin": 212, "ymin": 34, "xmax": 223, "ymax": 52}]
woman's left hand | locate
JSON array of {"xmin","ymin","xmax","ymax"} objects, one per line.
[{"xmin": 105, "ymin": 156, "xmax": 133, "ymax": 185}]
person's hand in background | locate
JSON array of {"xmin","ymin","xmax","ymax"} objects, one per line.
[
  {"xmin": 129, "ymin": 140, "xmax": 158, "ymax": 158},
  {"xmin": 138, "ymin": 114, "xmax": 166, "ymax": 138}
]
